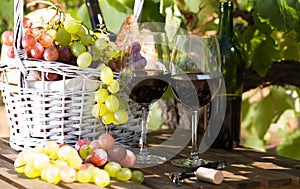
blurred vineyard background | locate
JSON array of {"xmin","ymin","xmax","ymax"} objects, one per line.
[{"xmin": 0, "ymin": 0, "xmax": 299, "ymax": 160}]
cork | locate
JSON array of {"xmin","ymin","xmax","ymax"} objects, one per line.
[{"xmin": 195, "ymin": 167, "xmax": 224, "ymax": 184}]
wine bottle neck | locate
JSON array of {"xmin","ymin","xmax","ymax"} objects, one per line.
[
  {"xmin": 218, "ymin": 2, "xmax": 234, "ymax": 38},
  {"xmin": 85, "ymin": 0, "xmax": 105, "ymax": 31}
]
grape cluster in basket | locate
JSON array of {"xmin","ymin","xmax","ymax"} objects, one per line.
[
  {"xmin": 14, "ymin": 133, "xmax": 144, "ymax": 187},
  {"xmin": 1, "ymin": 1, "xmax": 119, "ymax": 77}
]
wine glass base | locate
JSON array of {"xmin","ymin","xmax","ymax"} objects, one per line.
[
  {"xmin": 135, "ymin": 154, "xmax": 166, "ymax": 165},
  {"xmin": 171, "ymin": 157, "xmax": 206, "ymax": 168}
]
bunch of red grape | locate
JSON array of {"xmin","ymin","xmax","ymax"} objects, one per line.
[
  {"xmin": 14, "ymin": 134, "xmax": 144, "ymax": 187},
  {"xmin": 1, "ymin": 6, "xmax": 119, "ymax": 76}
]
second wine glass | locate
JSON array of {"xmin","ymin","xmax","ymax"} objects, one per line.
[
  {"xmin": 170, "ymin": 34, "xmax": 222, "ymax": 167},
  {"xmin": 121, "ymin": 31, "xmax": 170, "ymax": 166}
]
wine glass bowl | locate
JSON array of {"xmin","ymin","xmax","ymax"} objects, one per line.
[
  {"xmin": 170, "ymin": 34, "xmax": 222, "ymax": 167},
  {"xmin": 120, "ymin": 31, "xmax": 170, "ymax": 166}
]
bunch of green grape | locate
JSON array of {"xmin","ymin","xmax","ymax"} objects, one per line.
[
  {"xmin": 14, "ymin": 140, "xmax": 144, "ymax": 187},
  {"xmin": 92, "ymin": 65, "xmax": 129, "ymax": 125}
]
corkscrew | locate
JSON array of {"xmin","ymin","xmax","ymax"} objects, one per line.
[{"xmin": 169, "ymin": 160, "xmax": 226, "ymax": 186}]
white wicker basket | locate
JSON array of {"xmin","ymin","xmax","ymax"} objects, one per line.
[{"xmin": 0, "ymin": 0, "xmax": 141, "ymax": 151}]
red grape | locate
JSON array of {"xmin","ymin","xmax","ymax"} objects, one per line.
[
  {"xmin": 75, "ymin": 139, "xmax": 90, "ymax": 151},
  {"xmin": 23, "ymin": 17, "xmax": 32, "ymax": 28},
  {"xmin": 44, "ymin": 72, "xmax": 61, "ymax": 81},
  {"xmin": 107, "ymin": 145, "xmax": 127, "ymax": 163},
  {"xmin": 90, "ymin": 140, "xmax": 101, "ymax": 150},
  {"xmin": 98, "ymin": 133, "xmax": 115, "ymax": 151},
  {"xmin": 22, "ymin": 35, "xmax": 36, "ymax": 49},
  {"xmin": 58, "ymin": 47, "xmax": 73, "ymax": 63},
  {"xmin": 39, "ymin": 33, "xmax": 53, "ymax": 48},
  {"xmin": 1, "ymin": 30, "xmax": 14, "ymax": 46},
  {"xmin": 24, "ymin": 28, "xmax": 40, "ymax": 38},
  {"xmin": 119, "ymin": 149, "xmax": 136, "ymax": 168},
  {"xmin": 7, "ymin": 46, "xmax": 15, "ymax": 58},
  {"xmin": 30, "ymin": 42, "xmax": 44, "ymax": 59},
  {"xmin": 91, "ymin": 148, "xmax": 107, "ymax": 167},
  {"xmin": 43, "ymin": 46, "xmax": 59, "ymax": 61}
]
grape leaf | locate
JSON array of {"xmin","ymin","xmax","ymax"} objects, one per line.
[
  {"xmin": 252, "ymin": 36, "xmax": 279, "ymax": 76},
  {"xmin": 140, "ymin": 0, "xmax": 165, "ymax": 22},
  {"xmin": 255, "ymin": 0, "xmax": 299, "ymax": 32},
  {"xmin": 99, "ymin": 0, "xmax": 133, "ymax": 34},
  {"xmin": 277, "ymin": 130, "xmax": 300, "ymax": 160},
  {"xmin": 184, "ymin": 0, "xmax": 201, "ymax": 13},
  {"xmin": 276, "ymin": 109, "xmax": 296, "ymax": 138},
  {"xmin": 252, "ymin": 92, "xmax": 276, "ymax": 139},
  {"xmin": 244, "ymin": 135, "xmax": 266, "ymax": 152}
]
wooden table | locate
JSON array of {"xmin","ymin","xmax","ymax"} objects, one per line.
[{"xmin": 1, "ymin": 129, "xmax": 300, "ymax": 189}]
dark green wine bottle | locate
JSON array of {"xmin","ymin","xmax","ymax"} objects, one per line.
[
  {"xmin": 85, "ymin": 0, "xmax": 105, "ymax": 31},
  {"xmin": 212, "ymin": 1, "xmax": 244, "ymax": 149}
]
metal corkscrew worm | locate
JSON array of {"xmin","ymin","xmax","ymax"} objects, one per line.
[{"xmin": 170, "ymin": 160, "xmax": 226, "ymax": 186}]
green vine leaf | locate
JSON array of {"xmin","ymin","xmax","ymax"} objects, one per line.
[
  {"xmin": 252, "ymin": 36, "xmax": 279, "ymax": 76},
  {"xmin": 252, "ymin": 92, "xmax": 275, "ymax": 139},
  {"xmin": 99, "ymin": 0, "xmax": 133, "ymax": 34},
  {"xmin": 255, "ymin": 0, "xmax": 299, "ymax": 32},
  {"xmin": 277, "ymin": 130, "xmax": 300, "ymax": 160}
]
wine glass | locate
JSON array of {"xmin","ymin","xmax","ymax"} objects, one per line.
[
  {"xmin": 170, "ymin": 34, "xmax": 222, "ymax": 167},
  {"xmin": 120, "ymin": 31, "xmax": 170, "ymax": 165}
]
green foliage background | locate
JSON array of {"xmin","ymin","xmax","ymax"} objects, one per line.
[{"xmin": 0, "ymin": 0, "xmax": 299, "ymax": 159}]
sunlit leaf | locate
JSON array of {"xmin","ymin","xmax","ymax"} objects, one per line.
[
  {"xmin": 99, "ymin": 0, "xmax": 133, "ymax": 34},
  {"xmin": 252, "ymin": 37, "xmax": 279, "ymax": 76},
  {"xmin": 255, "ymin": 0, "xmax": 299, "ymax": 32},
  {"xmin": 277, "ymin": 130, "xmax": 300, "ymax": 160},
  {"xmin": 252, "ymin": 93, "xmax": 275, "ymax": 139},
  {"xmin": 244, "ymin": 135, "xmax": 266, "ymax": 151}
]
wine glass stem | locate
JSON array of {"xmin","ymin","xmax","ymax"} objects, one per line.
[
  {"xmin": 191, "ymin": 109, "xmax": 200, "ymax": 157},
  {"xmin": 140, "ymin": 105, "xmax": 149, "ymax": 156}
]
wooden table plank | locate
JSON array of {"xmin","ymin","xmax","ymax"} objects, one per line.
[{"xmin": 1, "ymin": 132, "xmax": 300, "ymax": 189}]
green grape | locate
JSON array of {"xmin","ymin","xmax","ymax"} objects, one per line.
[
  {"xmin": 116, "ymin": 167, "xmax": 132, "ymax": 182},
  {"xmin": 99, "ymin": 103, "xmax": 107, "ymax": 116},
  {"xmin": 108, "ymin": 79, "xmax": 120, "ymax": 94},
  {"xmin": 56, "ymin": 27, "xmax": 71, "ymax": 47},
  {"xmin": 104, "ymin": 162, "xmax": 121, "ymax": 177},
  {"xmin": 91, "ymin": 104, "xmax": 101, "ymax": 118},
  {"xmin": 93, "ymin": 169, "xmax": 110, "ymax": 187},
  {"xmin": 95, "ymin": 88, "xmax": 109, "ymax": 103},
  {"xmin": 60, "ymin": 166, "xmax": 77, "ymax": 183},
  {"xmin": 64, "ymin": 18, "xmax": 81, "ymax": 34},
  {"xmin": 52, "ymin": 159, "xmax": 68, "ymax": 168},
  {"xmin": 100, "ymin": 66, "xmax": 114, "ymax": 85},
  {"xmin": 77, "ymin": 169, "xmax": 92, "ymax": 183},
  {"xmin": 33, "ymin": 153, "xmax": 50, "ymax": 170},
  {"xmin": 43, "ymin": 141, "xmax": 59, "ymax": 159},
  {"xmin": 114, "ymin": 109, "xmax": 128, "ymax": 124},
  {"xmin": 70, "ymin": 41, "xmax": 86, "ymax": 57},
  {"xmin": 81, "ymin": 34, "xmax": 94, "ymax": 46},
  {"xmin": 58, "ymin": 145, "xmax": 72, "ymax": 160},
  {"xmin": 14, "ymin": 154, "xmax": 26, "ymax": 174},
  {"xmin": 105, "ymin": 95, "xmax": 119, "ymax": 112},
  {"xmin": 101, "ymin": 110, "xmax": 114, "ymax": 125},
  {"xmin": 95, "ymin": 38, "xmax": 109, "ymax": 50},
  {"xmin": 131, "ymin": 170, "xmax": 144, "ymax": 184},
  {"xmin": 77, "ymin": 52, "xmax": 92, "ymax": 68},
  {"xmin": 46, "ymin": 29, "xmax": 57, "ymax": 40},
  {"xmin": 68, "ymin": 153, "xmax": 83, "ymax": 169},
  {"xmin": 76, "ymin": 25, "xmax": 86, "ymax": 38},
  {"xmin": 44, "ymin": 165, "xmax": 61, "ymax": 184},
  {"xmin": 24, "ymin": 163, "xmax": 41, "ymax": 178},
  {"xmin": 89, "ymin": 45, "xmax": 101, "ymax": 61},
  {"xmin": 23, "ymin": 151, "xmax": 39, "ymax": 164}
]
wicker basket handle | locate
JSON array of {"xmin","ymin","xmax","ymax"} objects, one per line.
[{"xmin": 14, "ymin": 0, "xmax": 28, "ymax": 77}]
